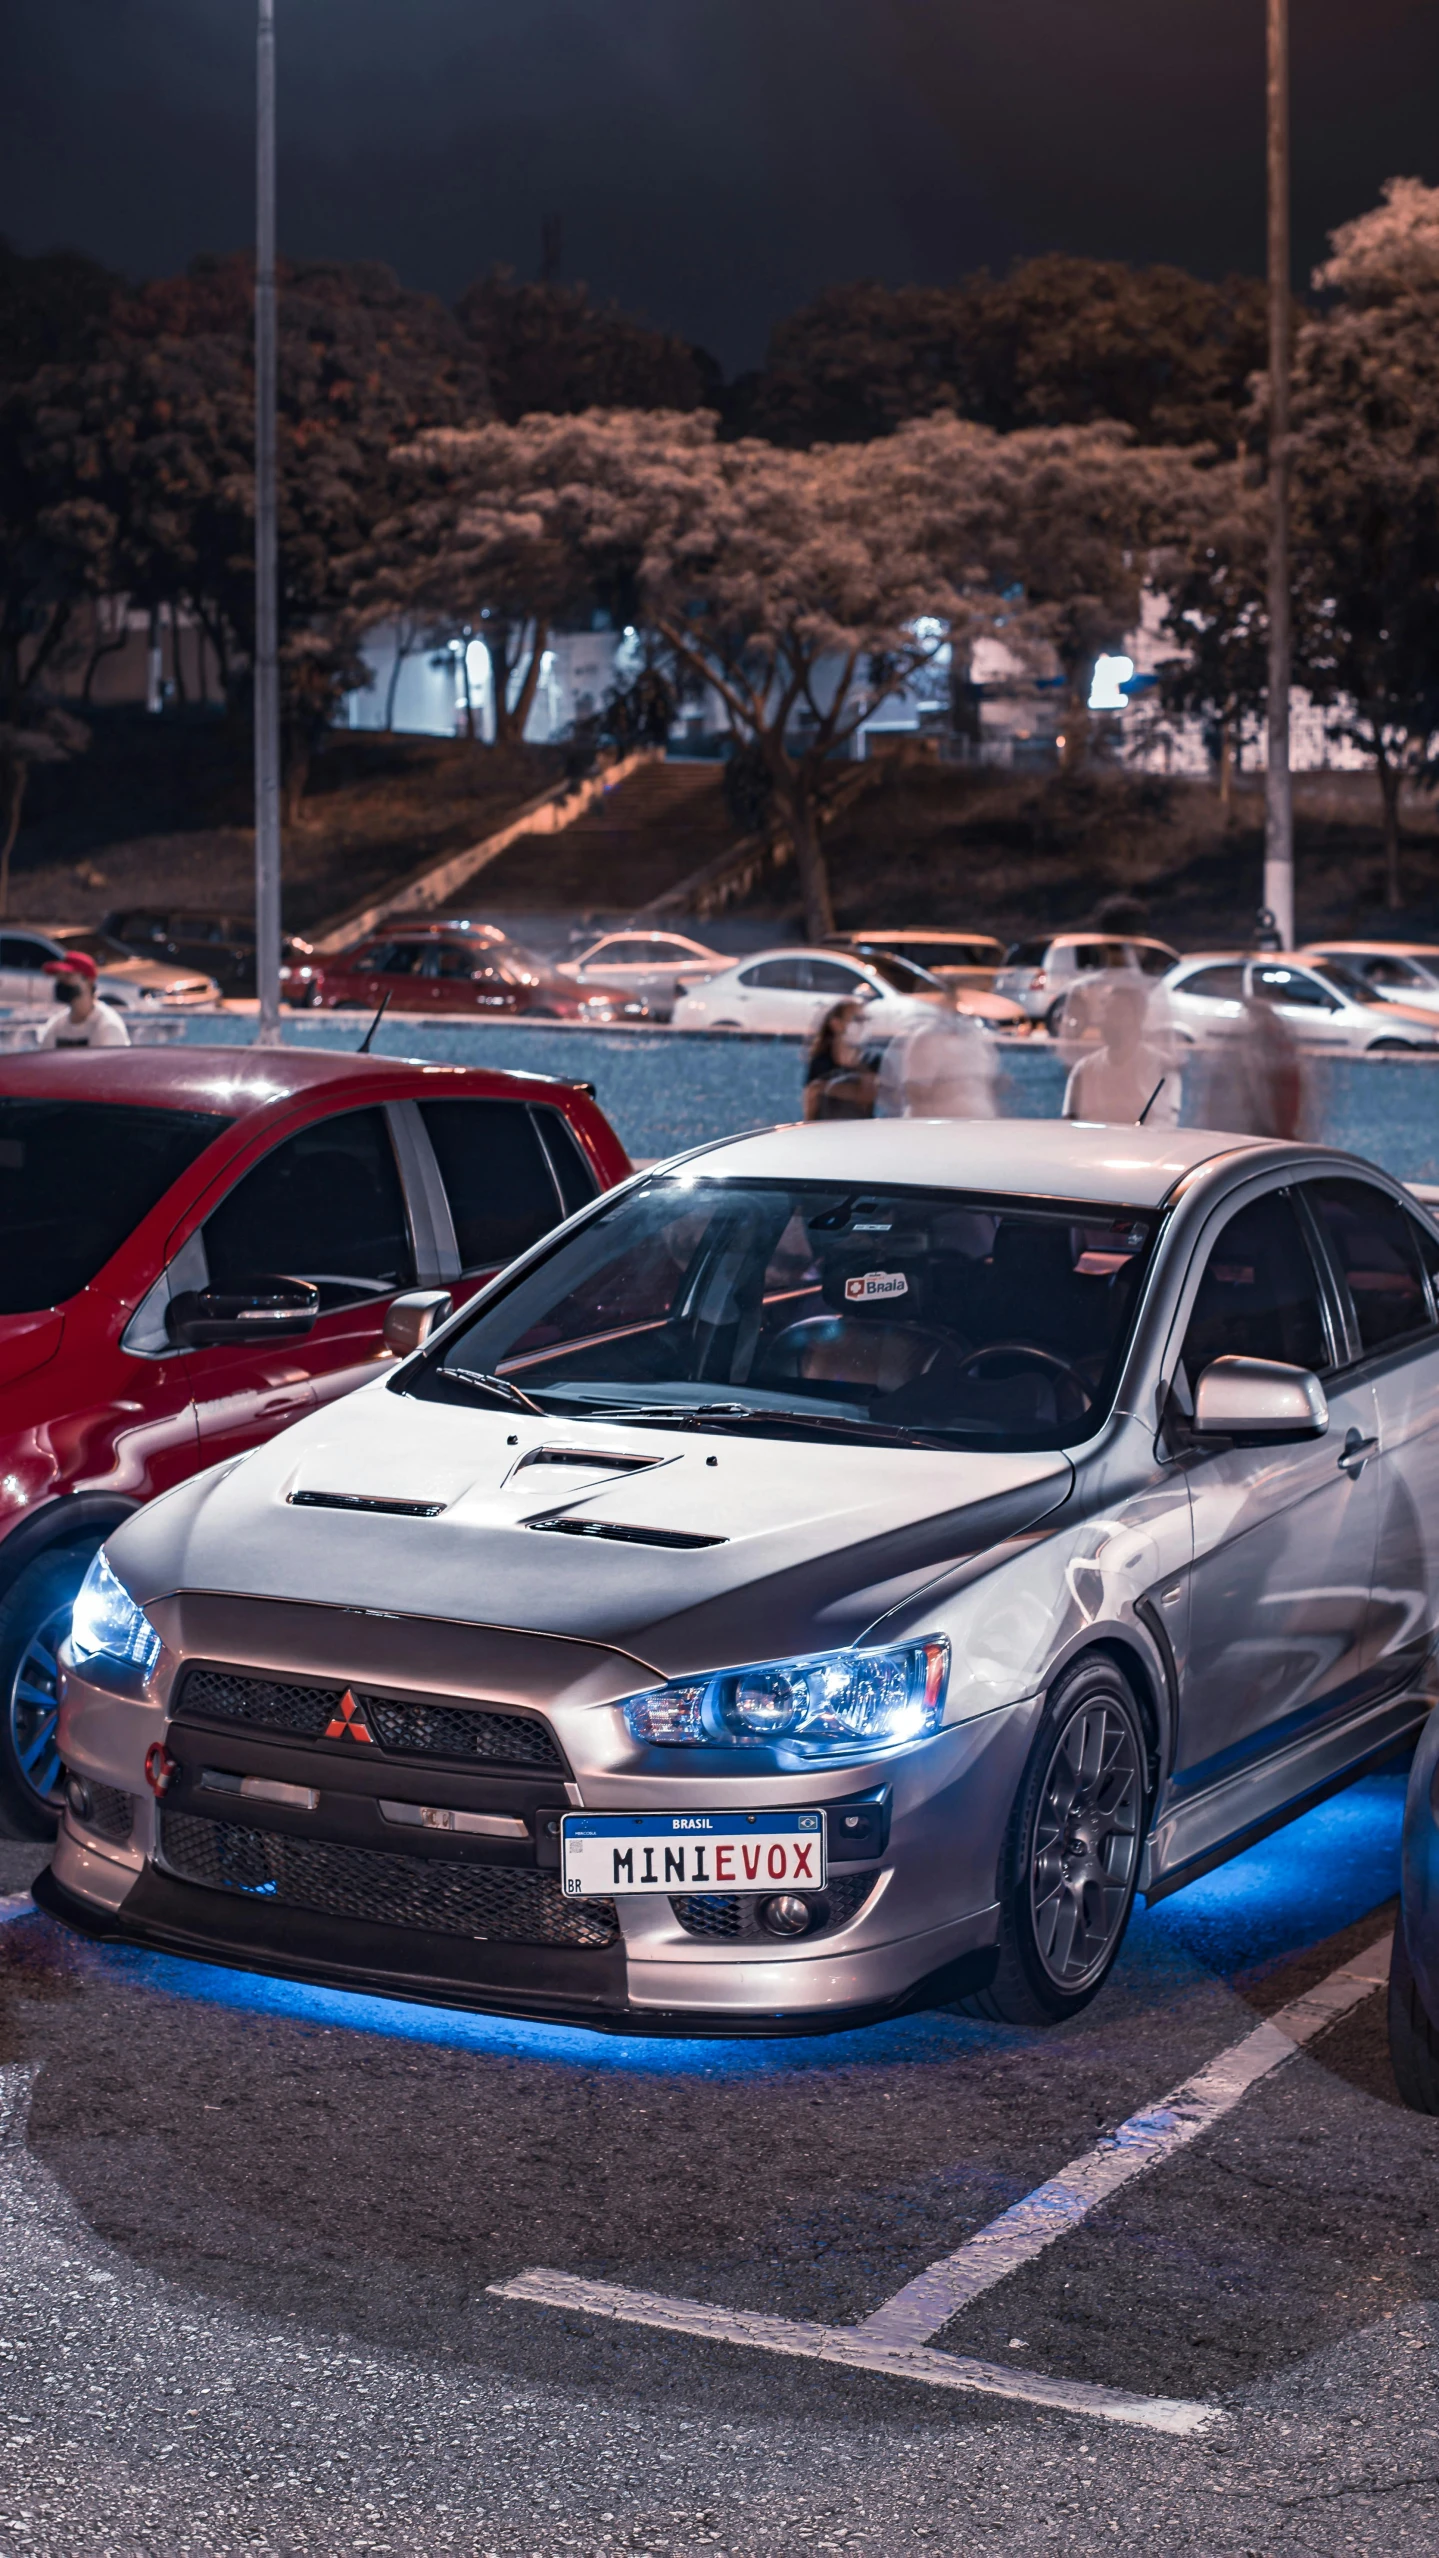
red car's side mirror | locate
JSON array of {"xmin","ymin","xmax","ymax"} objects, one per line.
[{"xmin": 167, "ymin": 1278, "xmax": 320, "ymax": 1348}]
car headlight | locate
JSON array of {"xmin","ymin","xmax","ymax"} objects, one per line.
[
  {"xmin": 622, "ymin": 1637, "xmax": 948, "ymax": 1757},
  {"xmin": 69, "ymin": 1550, "xmax": 162, "ymax": 1678}
]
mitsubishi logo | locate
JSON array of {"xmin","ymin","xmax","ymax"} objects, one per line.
[{"xmin": 324, "ymin": 1687, "xmax": 374, "ymax": 1744}]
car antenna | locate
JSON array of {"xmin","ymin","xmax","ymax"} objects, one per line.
[
  {"xmin": 1136, "ymin": 1077, "xmax": 1166, "ymax": 1125},
  {"xmin": 357, "ymin": 990, "xmax": 391, "ymax": 1054}
]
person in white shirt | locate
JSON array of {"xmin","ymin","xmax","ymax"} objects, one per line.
[
  {"xmin": 38, "ymin": 952, "xmax": 131, "ymax": 1048},
  {"xmin": 1061, "ymin": 974, "xmax": 1178, "ymax": 1127}
]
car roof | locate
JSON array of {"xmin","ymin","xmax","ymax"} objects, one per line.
[
  {"xmin": 731, "ymin": 946, "xmax": 880, "ymax": 971},
  {"xmin": 1300, "ymin": 940, "xmax": 1439, "ymax": 957},
  {"xmin": 674, "ymin": 1116, "xmax": 1270, "ymax": 1207},
  {"xmin": 1047, "ymin": 932, "xmax": 1177, "ymax": 951},
  {"xmin": 839, "ymin": 929, "xmax": 1003, "ymax": 947},
  {"xmin": 0, "ymin": 1045, "xmax": 591, "ymax": 1116}
]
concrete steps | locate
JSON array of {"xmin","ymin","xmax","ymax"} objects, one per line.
[{"xmin": 473, "ymin": 759, "xmax": 738, "ymax": 914}]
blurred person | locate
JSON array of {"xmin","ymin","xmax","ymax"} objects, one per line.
[
  {"xmin": 38, "ymin": 953, "xmax": 130, "ymax": 1049},
  {"xmin": 803, "ymin": 999, "xmax": 875, "ymax": 1120},
  {"xmin": 875, "ymin": 993, "xmax": 997, "ymax": 1120},
  {"xmin": 1194, "ymin": 994, "xmax": 1302, "ymax": 1137},
  {"xmin": 1061, "ymin": 974, "xmax": 1178, "ymax": 1127}
]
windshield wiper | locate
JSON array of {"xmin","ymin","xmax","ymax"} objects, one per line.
[
  {"xmin": 551, "ymin": 1399, "xmax": 760, "ymax": 1425},
  {"xmin": 440, "ymin": 1366, "xmax": 550, "ymax": 1416},
  {"xmin": 557, "ymin": 1398, "xmax": 949, "ymax": 1449}
]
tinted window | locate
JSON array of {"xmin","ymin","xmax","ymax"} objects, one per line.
[
  {"xmin": 1006, "ymin": 939, "xmax": 1050, "ymax": 967},
  {"xmin": 741, "ymin": 959, "xmax": 811, "ymax": 991},
  {"xmin": 419, "ymin": 1100, "xmax": 562, "ymax": 1271},
  {"xmin": 1347, "ymin": 953, "xmax": 1423, "ymax": 987},
  {"xmin": 434, "ymin": 942, "xmax": 479, "ymax": 979},
  {"xmin": 1307, "ymin": 1178, "xmax": 1433, "ymax": 1356},
  {"xmin": 0, "ymin": 939, "xmax": 52, "ymax": 971},
  {"xmin": 807, "ymin": 958, "xmax": 869, "ymax": 994},
  {"xmin": 533, "ymin": 1109, "xmax": 601, "ymax": 1219},
  {"xmin": 855, "ymin": 951, "xmax": 942, "ymax": 994},
  {"xmin": 204, "ymin": 1109, "xmax": 414, "ymax": 1310},
  {"xmin": 1133, "ymin": 943, "xmax": 1178, "ymax": 976},
  {"xmin": 363, "ymin": 942, "xmax": 424, "ymax": 976},
  {"xmin": 1179, "ymin": 1192, "xmax": 1328, "ymax": 1392},
  {"xmin": 0, "ymin": 1101, "xmax": 229, "ymax": 1313},
  {"xmin": 415, "ymin": 1179, "xmax": 1159, "ymax": 1453},
  {"xmin": 1252, "ymin": 966, "xmax": 1337, "ymax": 1012},
  {"xmin": 1072, "ymin": 941, "xmax": 1127, "ymax": 972},
  {"xmin": 1180, "ymin": 964, "xmax": 1246, "ymax": 999}
]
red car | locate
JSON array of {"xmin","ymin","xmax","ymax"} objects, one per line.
[
  {"xmin": 0, "ymin": 1045, "xmax": 630, "ymax": 1836},
  {"xmin": 312, "ymin": 925, "xmax": 650, "ymax": 1021}
]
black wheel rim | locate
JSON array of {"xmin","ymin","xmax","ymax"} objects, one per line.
[
  {"xmin": 9, "ymin": 1599, "xmax": 69, "ymax": 1808},
  {"xmin": 1028, "ymin": 1696, "xmax": 1142, "ymax": 1993}
]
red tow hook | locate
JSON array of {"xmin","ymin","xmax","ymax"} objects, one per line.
[{"xmin": 144, "ymin": 1742, "xmax": 178, "ymax": 1797}]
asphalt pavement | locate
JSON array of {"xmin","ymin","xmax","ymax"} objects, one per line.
[{"xmin": 0, "ymin": 1770, "xmax": 1434, "ymax": 2556}]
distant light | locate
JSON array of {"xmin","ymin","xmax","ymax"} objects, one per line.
[
  {"xmin": 1089, "ymin": 654, "xmax": 1135, "ymax": 712},
  {"xmin": 623, "ymin": 625, "xmax": 637, "ymax": 640}
]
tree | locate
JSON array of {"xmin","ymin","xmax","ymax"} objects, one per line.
[
  {"xmin": 0, "ymin": 366, "xmax": 110, "ymax": 910},
  {"xmin": 457, "ymin": 271, "xmax": 719, "ymax": 422}
]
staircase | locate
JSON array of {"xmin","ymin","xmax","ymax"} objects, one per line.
[{"xmin": 474, "ymin": 760, "xmax": 738, "ymax": 914}]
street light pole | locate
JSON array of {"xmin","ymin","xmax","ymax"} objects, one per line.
[
  {"xmin": 253, "ymin": 0, "xmax": 283, "ymax": 1044},
  {"xmin": 1263, "ymin": 0, "xmax": 1294, "ymax": 948}
]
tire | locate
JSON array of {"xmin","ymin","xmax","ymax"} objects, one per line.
[
  {"xmin": 1388, "ymin": 1922, "xmax": 1439, "ymax": 2113},
  {"xmin": 964, "ymin": 1652, "xmax": 1149, "ymax": 2026},
  {"xmin": 1045, "ymin": 997, "xmax": 1068, "ymax": 1038},
  {"xmin": 0, "ymin": 1541, "xmax": 102, "ymax": 1840}
]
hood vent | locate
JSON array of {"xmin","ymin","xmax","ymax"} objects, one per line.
[
  {"xmin": 288, "ymin": 1490, "xmax": 446, "ymax": 1519},
  {"xmin": 529, "ymin": 1517, "xmax": 726, "ymax": 1550},
  {"xmin": 513, "ymin": 1447, "xmax": 663, "ymax": 1475}
]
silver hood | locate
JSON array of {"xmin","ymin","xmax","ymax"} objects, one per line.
[{"xmin": 110, "ymin": 1373, "xmax": 1074, "ymax": 1675}]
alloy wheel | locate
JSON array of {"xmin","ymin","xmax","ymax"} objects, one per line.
[
  {"xmin": 1028, "ymin": 1695, "xmax": 1142, "ymax": 1993},
  {"xmin": 8, "ymin": 1599, "xmax": 69, "ymax": 1809}
]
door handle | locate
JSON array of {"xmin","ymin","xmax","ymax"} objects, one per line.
[{"xmin": 1338, "ymin": 1429, "xmax": 1377, "ymax": 1477}]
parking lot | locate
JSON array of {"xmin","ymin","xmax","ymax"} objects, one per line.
[{"xmin": 0, "ymin": 1769, "xmax": 1430, "ymax": 2556}]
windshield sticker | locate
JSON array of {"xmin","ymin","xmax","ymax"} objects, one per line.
[{"xmin": 845, "ymin": 1270, "xmax": 909, "ymax": 1303}]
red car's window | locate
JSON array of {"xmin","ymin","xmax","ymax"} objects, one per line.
[
  {"xmin": 418, "ymin": 1100, "xmax": 565, "ymax": 1271},
  {"xmin": 0, "ymin": 1099, "xmax": 230, "ymax": 1313},
  {"xmin": 202, "ymin": 1108, "xmax": 415, "ymax": 1310}
]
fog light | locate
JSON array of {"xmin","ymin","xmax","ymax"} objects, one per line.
[
  {"xmin": 144, "ymin": 1742, "xmax": 177, "ymax": 1797},
  {"xmin": 65, "ymin": 1776, "xmax": 92, "ymax": 1820},
  {"xmin": 760, "ymin": 1893, "xmax": 813, "ymax": 1938}
]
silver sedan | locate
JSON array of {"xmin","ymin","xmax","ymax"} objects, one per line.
[
  {"xmin": 1164, "ymin": 952, "xmax": 1439, "ymax": 1051},
  {"xmin": 45, "ymin": 1119, "xmax": 1439, "ymax": 2035}
]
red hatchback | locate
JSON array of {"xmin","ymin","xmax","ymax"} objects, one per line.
[
  {"xmin": 0, "ymin": 1045, "xmax": 629, "ymax": 1835},
  {"xmin": 313, "ymin": 925, "xmax": 650, "ymax": 1022}
]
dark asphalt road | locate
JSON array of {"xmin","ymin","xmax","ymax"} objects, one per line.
[{"xmin": 0, "ymin": 1771, "xmax": 1434, "ymax": 2555}]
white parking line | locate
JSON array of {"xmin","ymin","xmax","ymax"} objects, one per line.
[{"xmin": 489, "ymin": 1930, "xmax": 1393, "ymax": 2430}]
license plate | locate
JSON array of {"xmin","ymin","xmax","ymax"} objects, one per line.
[{"xmin": 561, "ymin": 1809, "xmax": 826, "ymax": 1898}]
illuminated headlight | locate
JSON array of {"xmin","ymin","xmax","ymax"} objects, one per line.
[
  {"xmin": 622, "ymin": 1637, "xmax": 948, "ymax": 1757},
  {"xmin": 69, "ymin": 1550, "xmax": 161, "ymax": 1678},
  {"xmin": 578, "ymin": 996, "xmax": 616, "ymax": 1019}
]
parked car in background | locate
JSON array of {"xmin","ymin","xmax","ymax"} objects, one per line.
[
  {"xmin": 1163, "ymin": 954, "xmax": 1439, "ymax": 1052},
  {"xmin": 311, "ymin": 926, "xmax": 650, "ymax": 1022},
  {"xmin": 993, "ymin": 933, "xmax": 1179, "ymax": 1034},
  {"xmin": 822, "ymin": 934, "xmax": 1028, "ymax": 1029},
  {"xmin": 0, "ymin": 1045, "xmax": 629, "ymax": 1837},
  {"xmin": 1391, "ymin": 1698, "xmax": 1439, "ymax": 2112},
  {"xmin": 0, "ymin": 928, "xmax": 219, "ymax": 1014},
  {"xmin": 557, "ymin": 931, "xmax": 728, "ymax": 1021},
  {"xmin": 674, "ymin": 946, "xmax": 994, "ymax": 1039},
  {"xmin": 106, "ymin": 909, "xmax": 320, "ymax": 1006},
  {"xmin": 1300, "ymin": 943, "xmax": 1439, "ymax": 1016},
  {"xmin": 825, "ymin": 930, "xmax": 1006, "ymax": 992}
]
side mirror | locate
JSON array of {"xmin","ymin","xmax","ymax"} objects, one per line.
[
  {"xmin": 168, "ymin": 1277, "xmax": 319, "ymax": 1348},
  {"xmin": 1192, "ymin": 1354, "xmax": 1328, "ymax": 1444},
  {"xmin": 382, "ymin": 1289, "xmax": 453, "ymax": 1357}
]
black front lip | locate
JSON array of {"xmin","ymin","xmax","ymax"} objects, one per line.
[{"xmin": 31, "ymin": 1864, "xmax": 997, "ymax": 2042}]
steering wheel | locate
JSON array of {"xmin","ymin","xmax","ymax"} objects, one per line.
[{"xmin": 958, "ymin": 1341, "xmax": 1094, "ymax": 1411}]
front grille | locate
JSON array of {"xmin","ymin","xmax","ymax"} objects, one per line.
[
  {"xmin": 79, "ymin": 1782, "xmax": 134, "ymax": 1845},
  {"xmin": 176, "ymin": 1668, "xmax": 566, "ymax": 1773},
  {"xmin": 159, "ymin": 1811, "xmax": 616, "ymax": 1947},
  {"xmin": 670, "ymin": 1871, "xmax": 880, "ymax": 1940}
]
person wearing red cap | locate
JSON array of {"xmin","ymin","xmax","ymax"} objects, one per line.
[{"xmin": 38, "ymin": 951, "xmax": 131, "ymax": 1048}]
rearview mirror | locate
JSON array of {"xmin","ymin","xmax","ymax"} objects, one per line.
[
  {"xmin": 1192, "ymin": 1354, "xmax": 1328, "ymax": 1444},
  {"xmin": 382, "ymin": 1289, "xmax": 453, "ymax": 1357},
  {"xmin": 167, "ymin": 1278, "xmax": 320, "ymax": 1348}
]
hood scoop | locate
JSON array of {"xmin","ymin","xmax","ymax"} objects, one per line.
[
  {"xmin": 288, "ymin": 1489, "xmax": 446, "ymax": 1519},
  {"xmin": 529, "ymin": 1517, "xmax": 726, "ymax": 1550},
  {"xmin": 511, "ymin": 1446, "xmax": 664, "ymax": 1476}
]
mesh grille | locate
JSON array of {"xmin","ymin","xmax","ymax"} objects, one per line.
[
  {"xmin": 159, "ymin": 1811, "xmax": 617, "ymax": 1947},
  {"xmin": 670, "ymin": 1871, "xmax": 879, "ymax": 1941},
  {"xmin": 177, "ymin": 1667, "xmax": 565, "ymax": 1772},
  {"xmin": 80, "ymin": 1783, "xmax": 134, "ymax": 1846}
]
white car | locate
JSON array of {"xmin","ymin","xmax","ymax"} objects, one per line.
[
  {"xmin": 556, "ymin": 932, "xmax": 728, "ymax": 1021},
  {"xmin": 0, "ymin": 928, "xmax": 219, "ymax": 1013},
  {"xmin": 1300, "ymin": 943, "xmax": 1439, "ymax": 1016},
  {"xmin": 1163, "ymin": 953, "xmax": 1439, "ymax": 1052},
  {"xmin": 673, "ymin": 946, "xmax": 948, "ymax": 1039},
  {"xmin": 993, "ymin": 933, "xmax": 1179, "ymax": 1034}
]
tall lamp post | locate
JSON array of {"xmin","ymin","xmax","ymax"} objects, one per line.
[
  {"xmin": 1263, "ymin": 0, "xmax": 1294, "ymax": 948},
  {"xmin": 253, "ymin": 0, "xmax": 283, "ymax": 1043}
]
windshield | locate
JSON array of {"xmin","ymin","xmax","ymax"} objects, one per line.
[
  {"xmin": 858, "ymin": 950, "xmax": 946, "ymax": 996},
  {"xmin": 55, "ymin": 931, "xmax": 141, "ymax": 965},
  {"xmin": 408, "ymin": 1177, "xmax": 1159, "ymax": 1451},
  {"xmin": 0, "ymin": 1100, "xmax": 231, "ymax": 1313},
  {"xmin": 1310, "ymin": 959, "xmax": 1385, "ymax": 1006}
]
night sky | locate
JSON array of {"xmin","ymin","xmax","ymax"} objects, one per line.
[{"xmin": 4, "ymin": 0, "xmax": 1438, "ymax": 368}]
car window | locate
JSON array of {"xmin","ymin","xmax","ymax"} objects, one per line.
[
  {"xmin": 414, "ymin": 1178, "xmax": 1160, "ymax": 1454},
  {"xmin": 1132, "ymin": 943, "xmax": 1177, "ymax": 976},
  {"xmin": 533, "ymin": 1109, "xmax": 601, "ymax": 1218},
  {"xmin": 741, "ymin": 959, "xmax": 811, "ymax": 992},
  {"xmin": 1251, "ymin": 965, "xmax": 1337, "ymax": 1012},
  {"xmin": 203, "ymin": 1108, "xmax": 415, "ymax": 1312},
  {"xmin": 1306, "ymin": 1178, "xmax": 1434, "ymax": 1357},
  {"xmin": 1179, "ymin": 1191, "xmax": 1329, "ymax": 1393},
  {"xmin": 434, "ymin": 942, "xmax": 479, "ymax": 979},
  {"xmin": 1346, "ymin": 953, "xmax": 1423, "ymax": 987},
  {"xmin": 358, "ymin": 941, "xmax": 423, "ymax": 976},
  {"xmin": 0, "ymin": 1100, "xmax": 231, "ymax": 1315},
  {"xmin": 0, "ymin": 939, "xmax": 53, "ymax": 971},
  {"xmin": 1179, "ymin": 963, "xmax": 1246, "ymax": 999},
  {"xmin": 807, "ymin": 958, "xmax": 869, "ymax": 995},
  {"xmin": 1006, "ymin": 939, "xmax": 1050, "ymax": 968},
  {"xmin": 592, "ymin": 940, "xmax": 655, "ymax": 967},
  {"xmin": 853, "ymin": 950, "xmax": 942, "ymax": 994},
  {"xmin": 417, "ymin": 1100, "xmax": 565, "ymax": 1270},
  {"xmin": 1310, "ymin": 959, "xmax": 1387, "ymax": 1006},
  {"xmin": 55, "ymin": 931, "xmax": 136, "ymax": 964}
]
